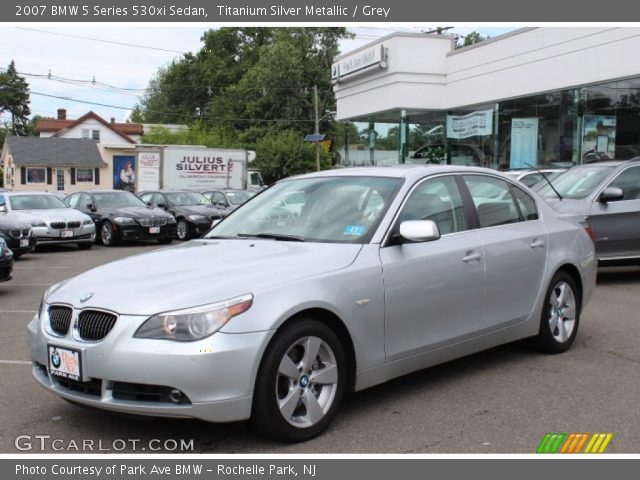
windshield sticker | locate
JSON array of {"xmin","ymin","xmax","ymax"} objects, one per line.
[{"xmin": 344, "ymin": 225, "xmax": 366, "ymax": 236}]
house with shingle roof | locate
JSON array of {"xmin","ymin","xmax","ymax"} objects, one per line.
[{"xmin": 1, "ymin": 137, "xmax": 110, "ymax": 192}]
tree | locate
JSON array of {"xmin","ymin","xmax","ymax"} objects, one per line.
[
  {"xmin": 0, "ymin": 60, "xmax": 31, "ymax": 135},
  {"xmin": 456, "ymin": 31, "xmax": 488, "ymax": 49},
  {"xmin": 253, "ymin": 130, "xmax": 331, "ymax": 184}
]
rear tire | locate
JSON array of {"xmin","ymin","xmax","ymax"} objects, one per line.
[
  {"xmin": 529, "ymin": 271, "xmax": 580, "ymax": 353},
  {"xmin": 251, "ymin": 319, "xmax": 346, "ymax": 442}
]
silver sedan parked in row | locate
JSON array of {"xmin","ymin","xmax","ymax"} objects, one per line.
[
  {"xmin": 27, "ymin": 166, "xmax": 597, "ymax": 441},
  {"xmin": 536, "ymin": 158, "xmax": 640, "ymax": 265},
  {"xmin": 0, "ymin": 192, "xmax": 95, "ymax": 250}
]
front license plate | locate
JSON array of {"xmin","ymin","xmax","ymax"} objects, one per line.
[
  {"xmin": 149, "ymin": 226, "xmax": 160, "ymax": 234},
  {"xmin": 20, "ymin": 239, "xmax": 29, "ymax": 247},
  {"xmin": 48, "ymin": 345, "xmax": 82, "ymax": 381},
  {"xmin": 60, "ymin": 230, "xmax": 74, "ymax": 238}
]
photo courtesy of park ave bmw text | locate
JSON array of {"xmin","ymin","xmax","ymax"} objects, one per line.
[{"xmin": 1, "ymin": 0, "xmax": 640, "ymax": 479}]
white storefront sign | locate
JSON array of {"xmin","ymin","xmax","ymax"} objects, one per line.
[
  {"xmin": 136, "ymin": 151, "xmax": 161, "ymax": 191},
  {"xmin": 446, "ymin": 110, "xmax": 493, "ymax": 139},
  {"xmin": 332, "ymin": 45, "xmax": 385, "ymax": 80},
  {"xmin": 510, "ymin": 118, "xmax": 539, "ymax": 169}
]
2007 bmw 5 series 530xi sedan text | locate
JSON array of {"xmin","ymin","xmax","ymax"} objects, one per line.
[{"xmin": 27, "ymin": 166, "xmax": 597, "ymax": 442}]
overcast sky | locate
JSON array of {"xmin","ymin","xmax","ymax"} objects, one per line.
[{"xmin": 0, "ymin": 26, "xmax": 514, "ymax": 124}]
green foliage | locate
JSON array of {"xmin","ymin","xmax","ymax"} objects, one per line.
[
  {"xmin": 456, "ymin": 31, "xmax": 488, "ymax": 49},
  {"xmin": 0, "ymin": 60, "xmax": 31, "ymax": 135},
  {"xmin": 253, "ymin": 130, "xmax": 331, "ymax": 184}
]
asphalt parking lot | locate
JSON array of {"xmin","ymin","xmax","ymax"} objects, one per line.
[{"xmin": 1, "ymin": 243, "xmax": 639, "ymax": 453}]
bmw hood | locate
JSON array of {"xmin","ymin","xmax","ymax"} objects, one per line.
[
  {"xmin": 102, "ymin": 207, "xmax": 171, "ymax": 219},
  {"xmin": 9, "ymin": 209, "xmax": 90, "ymax": 223},
  {"xmin": 47, "ymin": 240, "xmax": 363, "ymax": 315},
  {"xmin": 174, "ymin": 205, "xmax": 219, "ymax": 217}
]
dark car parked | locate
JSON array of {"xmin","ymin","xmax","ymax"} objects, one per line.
[
  {"xmin": 66, "ymin": 190, "xmax": 176, "ymax": 246},
  {"xmin": 537, "ymin": 158, "xmax": 640, "ymax": 265},
  {"xmin": 0, "ymin": 238, "xmax": 14, "ymax": 282},
  {"xmin": 0, "ymin": 216, "xmax": 36, "ymax": 258},
  {"xmin": 202, "ymin": 189, "xmax": 257, "ymax": 216},
  {"xmin": 138, "ymin": 190, "xmax": 224, "ymax": 241}
]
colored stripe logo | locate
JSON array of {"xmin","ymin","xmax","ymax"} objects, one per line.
[{"xmin": 537, "ymin": 433, "xmax": 612, "ymax": 453}]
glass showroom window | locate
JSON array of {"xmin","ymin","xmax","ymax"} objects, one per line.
[
  {"xmin": 26, "ymin": 167, "xmax": 46, "ymax": 184},
  {"xmin": 446, "ymin": 104, "xmax": 497, "ymax": 168},
  {"xmin": 76, "ymin": 168, "xmax": 94, "ymax": 183}
]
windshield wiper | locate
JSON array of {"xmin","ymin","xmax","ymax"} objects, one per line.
[
  {"xmin": 237, "ymin": 233, "xmax": 306, "ymax": 242},
  {"xmin": 525, "ymin": 162, "xmax": 563, "ymax": 200}
]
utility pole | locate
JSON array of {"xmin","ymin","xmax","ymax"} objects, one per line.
[{"xmin": 314, "ymin": 85, "xmax": 320, "ymax": 172}]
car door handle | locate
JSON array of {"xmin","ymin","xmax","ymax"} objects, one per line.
[
  {"xmin": 462, "ymin": 251, "xmax": 482, "ymax": 263},
  {"xmin": 530, "ymin": 239, "xmax": 545, "ymax": 249}
]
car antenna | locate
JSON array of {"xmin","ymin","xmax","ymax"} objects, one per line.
[{"xmin": 524, "ymin": 162, "xmax": 563, "ymax": 200}]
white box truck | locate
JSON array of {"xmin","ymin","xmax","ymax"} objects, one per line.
[{"xmin": 136, "ymin": 146, "xmax": 264, "ymax": 192}]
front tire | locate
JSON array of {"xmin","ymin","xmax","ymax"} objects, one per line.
[
  {"xmin": 100, "ymin": 222, "xmax": 118, "ymax": 247},
  {"xmin": 176, "ymin": 218, "xmax": 191, "ymax": 241},
  {"xmin": 530, "ymin": 271, "xmax": 580, "ymax": 353},
  {"xmin": 251, "ymin": 319, "xmax": 346, "ymax": 442}
]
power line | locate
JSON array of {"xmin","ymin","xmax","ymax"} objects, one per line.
[
  {"xmin": 15, "ymin": 27, "xmax": 188, "ymax": 55},
  {"xmin": 0, "ymin": 84, "xmax": 318, "ymax": 124}
]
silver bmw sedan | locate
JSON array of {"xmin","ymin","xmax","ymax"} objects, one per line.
[{"xmin": 27, "ymin": 166, "xmax": 597, "ymax": 442}]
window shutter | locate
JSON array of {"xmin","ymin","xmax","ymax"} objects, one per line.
[
  {"xmin": 70, "ymin": 168, "xmax": 76, "ymax": 185},
  {"xmin": 94, "ymin": 168, "xmax": 100, "ymax": 185},
  {"xmin": 20, "ymin": 167, "xmax": 26, "ymax": 185},
  {"xmin": 46, "ymin": 168, "xmax": 53, "ymax": 185}
]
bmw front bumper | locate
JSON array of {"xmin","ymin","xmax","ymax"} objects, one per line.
[
  {"xmin": 33, "ymin": 224, "xmax": 96, "ymax": 245},
  {"xmin": 27, "ymin": 310, "xmax": 273, "ymax": 423}
]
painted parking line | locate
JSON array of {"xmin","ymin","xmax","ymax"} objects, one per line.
[{"xmin": 0, "ymin": 360, "xmax": 31, "ymax": 365}]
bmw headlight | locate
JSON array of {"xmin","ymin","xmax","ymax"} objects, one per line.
[
  {"xmin": 187, "ymin": 215, "xmax": 207, "ymax": 222},
  {"xmin": 167, "ymin": 216, "xmax": 177, "ymax": 224},
  {"xmin": 135, "ymin": 293, "xmax": 253, "ymax": 342},
  {"xmin": 30, "ymin": 221, "xmax": 46, "ymax": 228},
  {"xmin": 82, "ymin": 219, "xmax": 93, "ymax": 225},
  {"xmin": 113, "ymin": 217, "xmax": 136, "ymax": 225}
]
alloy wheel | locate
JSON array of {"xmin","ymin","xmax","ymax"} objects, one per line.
[
  {"xmin": 275, "ymin": 336, "xmax": 339, "ymax": 428},
  {"xmin": 547, "ymin": 281, "xmax": 576, "ymax": 343},
  {"xmin": 101, "ymin": 223, "xmax": 113, "ymax": 246}
]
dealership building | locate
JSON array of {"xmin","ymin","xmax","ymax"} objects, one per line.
[{"xmin": 332, "ymin": 27, "xmax": 640, "ymax": 169}]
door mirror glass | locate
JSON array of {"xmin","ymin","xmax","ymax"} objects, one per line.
[
  {"xmin": 399, "ymin": 220, "xmax": 440, "ymax": 243},
  {"xmin": 599, "ymin": 187, "xmax": 624, "ymax": 203}
]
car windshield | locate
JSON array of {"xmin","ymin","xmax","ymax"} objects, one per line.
[
  {"xmin": 166, "ymin": 192, "xmax": 210, "ymax": 206},
  {"xmin": 9, "ymin": 194, "xmax": 67, "ymax": 210},
  {"xmin": 225, "ymin": 190, "xmax": 255, "ymax": 205},
  {"xmin": 536, "ymin": 165, "xmax": 615, "ymax": 199},
  {"xmin": 206, "ymin": 176, "xmax": 402, "ymax": 243},
  {"xmin": 93, "ymin": 192, "xmax": 147, "ymax": 208}
]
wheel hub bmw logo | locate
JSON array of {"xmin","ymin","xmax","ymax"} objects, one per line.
[
  {"xmin": 51, "ymin": 350, "xmax": 61, "ymax": 368},
  {"xmin": 80, "ymin": 292, "xmax": 94, "ymax": 303},
  {"xmin": 299, "ymin": 375, "xmax": 309, "ymax": 388}
]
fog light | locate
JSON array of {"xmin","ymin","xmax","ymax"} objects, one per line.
[{"xmin": 169, "ymin": 389, "xmax": 184, "ymax": 404}]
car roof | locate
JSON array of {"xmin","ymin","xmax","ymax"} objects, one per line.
[
  {"xmin": 287, "ymin": 165, "xmax": 508, "ymax": 182},
  {"xmin": 5, "ymin": 191, "xmax": 63, "ymax": 196}
]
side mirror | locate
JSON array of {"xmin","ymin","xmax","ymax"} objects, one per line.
[
  {"xmin": 0, "ymin": 204, "xmax": 6, "ymax": 214},
  {"xmin": 399, "ymin": 220, "xmax": 441, "ymax": 243},
  {"xmin": 217, "ymin": 202, "xmax": 229, "ymax": 208},
  {"xmin": 157, "ymin": 203, "xmax": 166, "ymax": 209},
  {"xmin": 599, "ymin": 187, "xmax": 624, "ymax": 203},
  {"xmin": 86, "ymin": 203, "xmax": 97, "ymax": 212}
]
